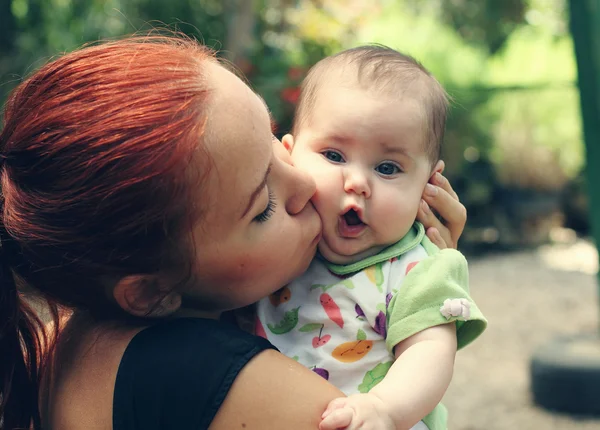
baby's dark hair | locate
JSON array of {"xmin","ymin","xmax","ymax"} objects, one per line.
[{"xmin": 293, "ymin": 45, "xmax": 449, "ymax": 163}]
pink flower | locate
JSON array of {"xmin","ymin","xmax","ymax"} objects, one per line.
[{"xmin": 440, "ymin": 298, "xmax": 471, "ymax": 320}]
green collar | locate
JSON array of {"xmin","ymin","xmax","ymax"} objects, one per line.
[{"xmin": 322, "ymin": 222, "xmax": 425, "ymax": 275}]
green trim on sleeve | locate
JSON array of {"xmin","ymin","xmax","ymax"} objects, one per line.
[
  {"xmin": 386, "ymin": 249, "xmax": 487, "ymax": 352},
  {"xmin": 323, "ymin": 222, "xmax": 426, "ymax": 275}
]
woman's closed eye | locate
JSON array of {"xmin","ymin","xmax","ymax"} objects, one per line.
[
  {"xmin": 253, "ymin": 190, "xmax": 276, "ymax": 223},
  {"xmin": 375, "ymin": 162, "xmax": 402, "ymax": 177},
  {"xmin": 322, "ymin": 150, "xmax": 344, "ymax": 163}
]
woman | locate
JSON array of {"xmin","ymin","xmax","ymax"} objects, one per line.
[{"xmin": 0, "ymin": 35, "xmax": 465, "ymax": 430}]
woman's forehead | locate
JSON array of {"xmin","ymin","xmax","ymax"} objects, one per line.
[{"xmin": 198, "ymin": 63, "xmax": 272, "ymax": 221}]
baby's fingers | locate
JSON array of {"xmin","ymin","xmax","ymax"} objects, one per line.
[
  {"xmin": 319, "ymin": 407, "xmax": 354, "ymax": 430},
  {"xmin": 322, "ymin": 397, "xmax": 348, "ymax": 419}
]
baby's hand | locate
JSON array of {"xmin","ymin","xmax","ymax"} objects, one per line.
[{"xmin": 319, "ymin": 393, "xmax": 395, "ymax": 430}]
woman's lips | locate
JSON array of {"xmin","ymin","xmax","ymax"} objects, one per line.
[{"xmin": 337, "ymin": 215, "xmax": 366, "ymax": 238}]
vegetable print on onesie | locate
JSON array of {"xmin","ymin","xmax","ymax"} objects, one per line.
[
  {"xmin": 257, "ymin": 244, "xmax": 430, "ymax": 395},
  {"xmin": 256, "ymin": 223, "xmax": 487, "ymax": 430}
]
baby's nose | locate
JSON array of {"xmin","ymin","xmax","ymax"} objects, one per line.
[{"xmin": 343, "ymin": 167, "xmax": 371, "ymax": 198}]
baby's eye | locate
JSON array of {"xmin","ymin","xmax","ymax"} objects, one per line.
[
  {"xmin": 376, "ymin": 162, "xmax": 401, "ymax": 176},
  {"xmin": 322, "ymin": 150, "xmax": 344, "ymax": 163}
]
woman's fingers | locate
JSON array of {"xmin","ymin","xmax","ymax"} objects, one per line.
[
  {"xmin": 431, "ymin": 171, "xmax": 459, "ymax": 201},
  {"xmin": 419, "ymin": 179, "xmax": 467, "ymax": 249},
  {"xmin": 424, "ymin": 184, "xmax": 466, "ymax": 227},
  {"xmin": 417, "ymin": 200, "xmax": 452, "ymax": 249},
  {"xmin": 425, "ymin": 227, "xmax": 448, "ymax": 249}
]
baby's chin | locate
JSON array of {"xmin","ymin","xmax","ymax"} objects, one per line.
[{"xmin": 317, "ymin": 239, "xmax": 386, "ymax": 266}]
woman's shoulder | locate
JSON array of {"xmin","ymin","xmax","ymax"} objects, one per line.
[
  {"xmin": 115, "ymin": 317, "xmax": 344, "ymax": 430},
  {"xmin": 128, "ymin": 317, "xmax": 272, "ymax": 355},
  {"xmin": 114, "ymin": 318, "xmax": 275, "ymax": 430}
]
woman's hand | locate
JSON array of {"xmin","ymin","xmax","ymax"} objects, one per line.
[{"xmin": 417, "ymin": 163, "xmax": 466, "ymax": 250}]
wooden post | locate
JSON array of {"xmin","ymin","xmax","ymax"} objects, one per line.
[
  {"xmin": 224, "ymin": 0, "xmax": 257, "ymax": 63},
  {"xmin": 530, "ymin": 1, "xmax": 600, "ymax": 417},
  {"xmin": 569, "ymin": 0, "xmax": 600, "ymax": 312}
]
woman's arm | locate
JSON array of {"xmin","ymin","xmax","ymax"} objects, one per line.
[
  {"xmin": 417, "ymin": 164, "xmax": 466, "ymax": 250},
  {"xmin": 209, "ymin": 349, "xmax": 345, "ymax": 429}
]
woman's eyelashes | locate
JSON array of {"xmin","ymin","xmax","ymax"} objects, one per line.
[{"xmin": 253, "ymin": 190, "xmax": 277, "ymax": 223}]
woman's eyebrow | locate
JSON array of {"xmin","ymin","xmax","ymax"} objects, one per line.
[{"xmin": 241, "ymin": 164, "xmax": 272, "ymax": 219}]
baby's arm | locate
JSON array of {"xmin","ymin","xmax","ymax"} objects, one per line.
[
  {"xmin": 374, "ymin": 323, "xmax": 457, "ymax": 427},
  {"xmin": 320, "ymin": 323, "xmax": 456, "ymax": 430}
]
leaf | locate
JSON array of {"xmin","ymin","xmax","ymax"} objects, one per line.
[
  {"xmin": 299, "ymin": 323, "xmax": 323, "ymax": 332},
  {"xmin": 267, "ymin": 307, "xmax": 300, "ymax": 335},
  {"xmin": 358, "ymin": 362, "xmax": 393, "ymax": 393},
  {"xmin": 310, "ymin": 283, "xmax": 335, "ymax": 292},
  {"xmin": 341, "ymin": 279, "xmax": 355, "ymax": 289},
  {"xmin": 357, "ymin": 328, "xmax": 366, "ymax": 341},
  {"xmin": 376, "ymin": 303, "xmax": 386, "ymax": 313},
  {"xmin": 374, "ymin": 263, "xmax": 384, "ymax": 292},
  {"xmin": 292, "ymin": 356, "xmax": 299, "ymax": 361}
]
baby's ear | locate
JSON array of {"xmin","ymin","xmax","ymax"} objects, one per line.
[
  {"xmin": 281, "ymin": 134, "xmax": 295, "ymax": 153},
  {"xmin": 431, "ymin": 160, "xmax": 445, "ymax": 179}
]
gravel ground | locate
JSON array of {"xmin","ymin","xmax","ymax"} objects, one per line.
[{"xmin": 444, "ymin": 239, "xmax": 600, "ymax": 429}]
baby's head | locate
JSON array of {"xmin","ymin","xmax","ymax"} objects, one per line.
[{"xmin": 283, "ymin": 45, "xmax": 448, "ymax": 264}]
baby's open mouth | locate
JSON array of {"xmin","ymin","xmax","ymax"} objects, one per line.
[
  {"xmin": 338, "ymin": 208, "xmax": 367, "ymax": 238},
  {"xmin": 343, "ymin": 209, "xmax": 364, "ymax": 226}
]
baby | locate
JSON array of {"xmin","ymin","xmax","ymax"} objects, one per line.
[{"xmin": 257, "ymin": 45, "xmax": 487, "ymax": 430}]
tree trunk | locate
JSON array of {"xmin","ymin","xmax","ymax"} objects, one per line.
[{"xmin": 224, "ymin": 0, "xmax": 258, "ymax": 63}]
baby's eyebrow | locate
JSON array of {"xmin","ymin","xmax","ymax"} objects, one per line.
[
  {"xmin": 328, "ymin": 134, "xmax": 353, "ymax": 144},
  {"xmin": 380, "ymin": 142, "xmax": 412, "ymax": 158}
]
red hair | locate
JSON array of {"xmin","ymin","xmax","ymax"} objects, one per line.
[{"xmin": 0, "ymin": 35, "xmax": 215, "ymax": 429}]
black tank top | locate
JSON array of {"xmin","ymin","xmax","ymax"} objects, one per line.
[{"xmin": 113, "ymin": 318, "xmax": 275, "ymax": 430}]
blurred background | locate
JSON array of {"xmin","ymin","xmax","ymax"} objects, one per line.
[
  {"xmin": 0, "ymin": 0, "xmax": 587, "ymax": 252},
  {"xmin": 1, "ymin": 0, "xmax": 599, "ymax": 428}
]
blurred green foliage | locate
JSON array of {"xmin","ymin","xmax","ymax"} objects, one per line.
[{"xmin": 0, "ymin": 0, "xmax": 585, "ymax": 247}]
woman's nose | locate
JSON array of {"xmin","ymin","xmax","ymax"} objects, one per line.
[
  {"xmin": 285, "ymin": 167, "xmax": 317, "ymax": 215},
  {"xmin": 343, "ymin": 167, "xmax": 371, "ymax": 198},
  {"xmin": 272, "ymin": 138, "xmax": 317, "ymax": 215}
]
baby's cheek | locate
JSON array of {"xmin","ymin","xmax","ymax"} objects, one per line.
[
  {"xmin": 312, "ymin": 180, "xmax": 338, "ymax": 212},
  {"xmin": 377, "ymin": 189, "xmax": 421, "ymax": 224},
  {"xmin": 311, "ymin": 172, "xmax": 337, "ymax": 198}
]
